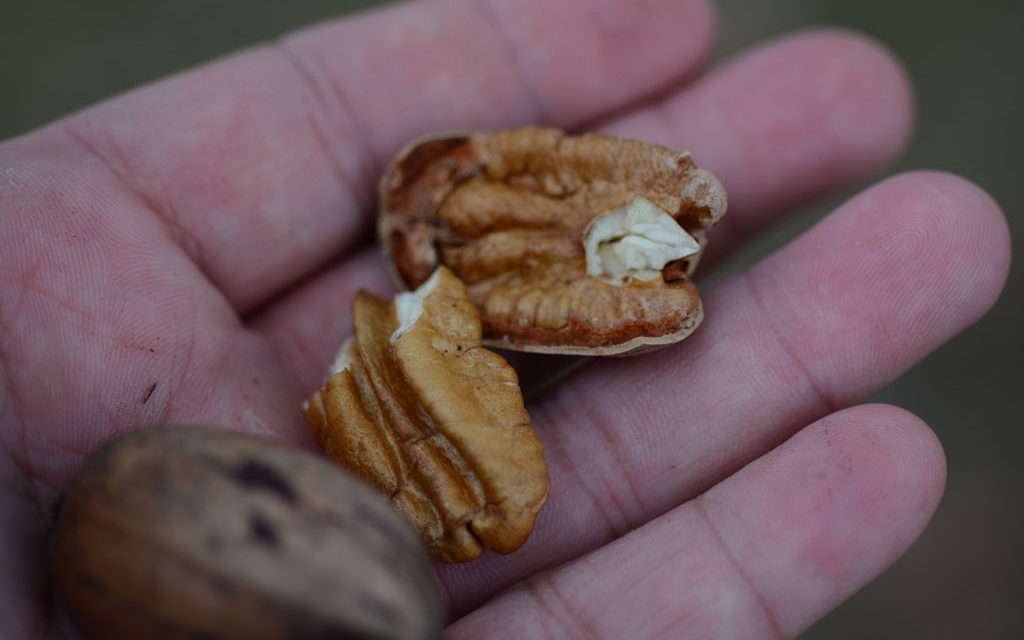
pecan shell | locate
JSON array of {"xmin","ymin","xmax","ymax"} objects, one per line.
[{"xmin": 50, "ymin": 425, "xmax": 442, "ymax": 640}]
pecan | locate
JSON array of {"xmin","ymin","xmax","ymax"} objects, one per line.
[
  {"xmin": 50, "ymin": 425, "xmax": 442, "ymax": 640},
  {"xmin": 379, "ymin": 126, "xmax": 727, "ymax": 355},
  {"xmin": 303, "ymin": 266, "xmax": 549, "ymax": 562}
]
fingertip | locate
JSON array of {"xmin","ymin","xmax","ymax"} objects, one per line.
[
  {"xmin": 702, "ymin": 403, "xmax": 949, "ymax": 636},
  {"xmin": 851, "ymin": 170, "xmax": 1011, "ymax": 331},
  {"xmin": 904, "ymin": 170, "xmax": 1011, "ymax": 297},
  {"xmin": 742, "ymin": 28, "xmax": 917, "ymax": 184},
  {"xmin": 729, "ymin": 404, "xmax": 946, "ymax": 539},
  {"xmin": 785, "ymin": 404, "xmax": 948, "ymax": 633},
  {"xmin": 791, "ymin": 28, "xmax": 916, "ymax": 171},
  {"xmin": 840, "ymin": 403, "xmax": 947, "ymax": 528},
  {"xmin": 747, "ymin": 168, "xmax": 1011, "ymax": 399},
  {"xmin": 677, "ymin": 0, "xmax": 718, "ymax": 71}
]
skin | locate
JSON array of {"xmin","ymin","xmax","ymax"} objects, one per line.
[{"xmin": 0, "ymin": 0, "xmax": 1011, "ymax": 638}]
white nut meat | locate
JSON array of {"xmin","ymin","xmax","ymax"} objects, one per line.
[{"xmin": 583, "ymin": 197, "xmax": 700, "ymax": 283}]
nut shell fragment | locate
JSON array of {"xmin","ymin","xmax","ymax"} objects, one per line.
[
  {"xmin": 379, "ymin": 126, "xmax": 727, "ymax": 355},
  {"xmin": 304, "ymin": 266, "xmax": 549, "ymax": 562}
]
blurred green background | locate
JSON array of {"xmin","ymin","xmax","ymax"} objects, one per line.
[{"xmin": 2, "ymin": 0, "xmax": 1021, "ymax": 637}]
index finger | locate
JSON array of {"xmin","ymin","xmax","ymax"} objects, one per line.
[{"xmin": 38, "ymin": 0, "xmax": 714, "ymax": 312}]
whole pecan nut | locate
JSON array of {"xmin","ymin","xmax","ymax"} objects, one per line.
[{"xmin": 51, "ymin": 425, "xmax": 443, "ymax": 640}]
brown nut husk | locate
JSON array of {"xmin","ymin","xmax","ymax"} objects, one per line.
[
  {"xmin": 303, "ymin": 266, "xmax": 549, "ymax": 563},
  {"xmin": 378, "ymin": 126, "xmax": 727, "ymax": 355},
  {"xmin": 50, "ymin": 425, "xmax": 443, "ymax": 640}
]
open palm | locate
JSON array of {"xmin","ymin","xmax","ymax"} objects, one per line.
[{"xmin": 0, "ymin": 1, "xmax": 1010, "ymax": 638}]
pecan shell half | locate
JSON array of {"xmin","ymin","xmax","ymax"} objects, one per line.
[{"xmin": 379, "ymin": 126, "xmax": 727, "ymax": 355}]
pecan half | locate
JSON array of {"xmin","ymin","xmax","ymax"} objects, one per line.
[
  {"xmin": 379, "ymin": 126, "xmax": 727, "ymax": 355},
  {"xmin": 303, "ymin": 266, "xmax": 549, "ymax": 562}
]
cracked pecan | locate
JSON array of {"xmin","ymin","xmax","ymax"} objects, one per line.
[{"xmin": 378, "ymin": 126, "xmax": 727, "ymax": 355}]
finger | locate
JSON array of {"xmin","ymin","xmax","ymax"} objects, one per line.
[
  {"xmin": 0, "ymin": 141, "xmax": 329, "ymax": 497},
  {"xmin": 447, "ymin": 405, "xmax": 946, "ymax": 639},
  {"xmin": 49, "ymin": 0, "xmax": 714, "ymax": 312},
  {"xmin": 435, "ymin": 171, "xmax": 1009, "ymax": 614},
  {"xmin": 602, "ymin": 30, "xmax": 914, "ymax": 263}
]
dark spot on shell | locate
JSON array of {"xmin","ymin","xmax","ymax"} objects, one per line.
[
  {"xmin": 249, "ymin": 512, "xmax": 280, "ymax": 548},
  {"xmin": 51, "ymin": 493, "xmax": 65, "ymax": 523},
  {"xmin": 231, "ymin": 459, "xmax": 298, "ymax": 505},
  {"xmin": 77, "ymin": 572, "xmax": 108, "ymax": 596}
]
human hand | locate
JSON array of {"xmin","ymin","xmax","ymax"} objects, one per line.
[{"xmin": 0, "ymin": 0, "xmax": 1010, "ymax": 637}]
